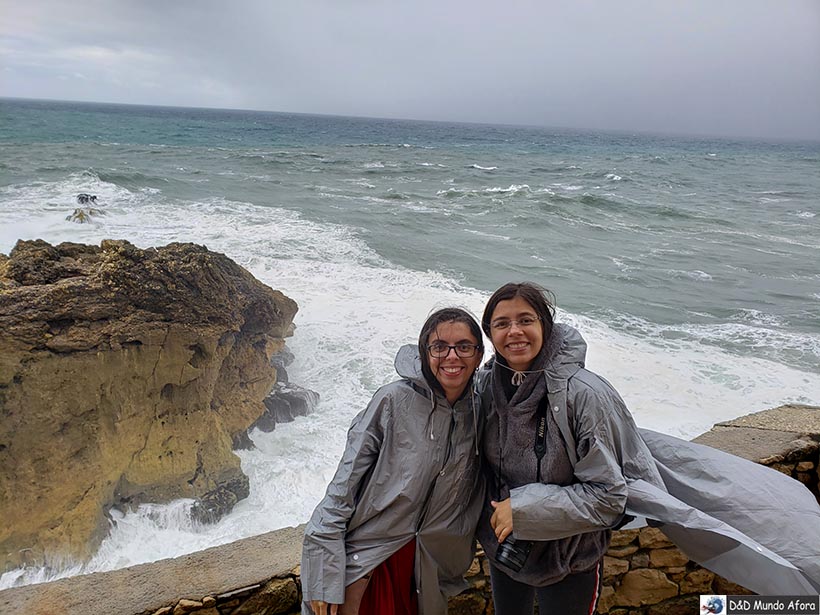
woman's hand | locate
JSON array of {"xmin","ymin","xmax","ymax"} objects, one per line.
[
  {"xmin": 490, "ymin": 499, "xmax": 513, "ymax": 543},
  {"xmin": 310, "ymin": 600, "xmax": 339, "ymax": 614}
]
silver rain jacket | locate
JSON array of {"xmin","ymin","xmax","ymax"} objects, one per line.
[
  {"xmin": 481, "ymin": 324, "xmax": 820, "ymax": 594},
  {"xmin": 301, "ymin": 345, "xmax": 484, "ymax": 614}
]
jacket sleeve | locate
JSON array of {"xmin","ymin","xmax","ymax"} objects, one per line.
[
  {"xmin": 509, "ymin": 379, "xmax": 630, "ymax": 541},
  {"xmin": 301, "ymin": 391, "xmax": 391, "ymax": 605}
]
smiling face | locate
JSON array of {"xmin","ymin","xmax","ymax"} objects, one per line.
[
  {"xmin": 427, "ymin": 321, "xmax": 482, "ymax": 404},
  {"xmin": 489, "ymin": 296, "xmax": 544, "ymax": 371}
]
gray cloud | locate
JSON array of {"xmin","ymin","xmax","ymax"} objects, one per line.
[{"xmin": 1, "ymin": 0, "xmax": 819, "ymax": 139}]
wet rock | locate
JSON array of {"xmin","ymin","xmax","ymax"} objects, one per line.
[
  {"xmin": 191, "ymin": 476, "xmax": 251, "ymax": 525},
  {"xmin": 67, "ymin": 207, "xmax": 105, "ymax": 223},
  {"xmin": 253, "ymin": 383, "xmax": 320, "ymax": 431},
  {"xmin": 77, "ymin": 193, "xmax": 98, "ymax": 204},
  {"xmin": 0, "ymin": 239, "xmax": 297, "ymax": 570},
  {"xmin": 270, "ymin": 346, "xmax": 296, "ymax": 384}
]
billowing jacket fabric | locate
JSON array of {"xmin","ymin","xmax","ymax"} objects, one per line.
[
  {"xmin": 301, "ymin": 345, "xmax": 485, "ymax": 615},
  {"xmin": 479, "ymin": 323, "xmax": 820, "ymax": 594}
]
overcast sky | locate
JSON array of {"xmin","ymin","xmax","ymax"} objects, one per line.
[{"xmin": 2, "ymin": 0, "xmax": 819, "ymax": 139}]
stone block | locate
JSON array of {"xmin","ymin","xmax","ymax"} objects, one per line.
[
  {"xmin": 597, "ymin": 585, "xmax": 616, "ymax": 613},
  {"xmin": 218, "ymin": 585, "xmax": 263, "ymax": 602},
  {"xmin": 447, "ymin": 591, "xmax": 486, "ymax": 615},
  {"xmin": 630, "ymin": 551, "xmax": 650, "ymax": 568},
  {"xmin": 796, "ymin": 461, "xmax": 815, "ymax": 472},
  {"xmin": 667, "ymin": 570, "xmax": 688, "ymax": 583},
  {"xmin": 471, "ymin": 578, "xmax": 487, "ymax": 591},
  {"xmin": 649, "ymin": 548, "xmax": 689, "ymax": 568},
  {"xmin": 609, "ymin": 529, "xmax": 640, "ymax": 547},
  {"xmin": 603, "ymin": 555, "xmax": 629, "ymax": 582},
  {"xmin": 231, "ymin": 578, "xmax": 299, "ymax": 615},
  {"xmin": 771, "ymin": 462, "xmax": 795, "ymax": 475},
  {"xmin": 714, "ymin": 404, "xmax": 820, "ymax": 434},
  {"xmin": 647, "ymin": 595, "xmax": 699, "ymax": 615},
  {"xmin": 680, "ymin": 569, "xmax": 716, "ymax": 594},
  {"xmin": 797, "ymin": 472, "xmax": 813, "ymax": 484},
  {"xmin": 607, "ymin": 545, "xmax": 639, "ymax": 558},
  {"xmin": 639, "ymin": 527, "xmax": 673, "ymax": 549},
  {"xmin": 614, "ymin": 569, "xmax": 678, "ymax": 607},
  {"xmin": 220, "ymin": 600, "xmax": 241, "ymax": 611},
  {"xmin": 173, "ymin": 599, "xmax": 203, "ymax": 614},
  {"xmin": 467, "ymin": 558, "xmax": 481, "ymax": 576},
  {"xmin": 152, "ymin": 608, "xmax": 173, "ymax": 615}
]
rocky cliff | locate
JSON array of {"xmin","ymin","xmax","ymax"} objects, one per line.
[{"xmin": 0, "ymin": 239, "xmax": 298, "ymax": 571}]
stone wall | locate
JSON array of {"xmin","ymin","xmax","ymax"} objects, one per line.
[{"xmin": 1, "ymin": 405, "xmax": 817, "ymax": 615}]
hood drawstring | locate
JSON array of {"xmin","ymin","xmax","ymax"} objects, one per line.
[
  {"xmin": 471, "ymin": 381, "xmax": 479, "ymax": 455},
  {"xmin": 427, "ymin": 395, "xmax": 437, "ymax": 440},
  {"xmin": 495, "ymin": 360, "xmax": 548, "ymax": 385}
]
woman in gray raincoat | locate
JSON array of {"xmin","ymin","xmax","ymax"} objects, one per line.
[
  {"xmin": 301, "ymin": 307, "xmax": 485, "ymax": 615},
  {"xmin": 477, "ymin": 282, "xmax": 820, "ymax": 615}
]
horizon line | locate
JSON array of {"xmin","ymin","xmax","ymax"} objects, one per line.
[{"xmin": 2, "ymin": 95, "xmax": 819, "ymax": 145}]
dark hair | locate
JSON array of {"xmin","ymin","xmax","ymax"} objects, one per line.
[
  {"xmin": 481, "ymin": 282, "xmax": 555, "ymax": 341},
  {"xmin": 418, "ymin": 307, "xmax": 484, "ymax": 396}
]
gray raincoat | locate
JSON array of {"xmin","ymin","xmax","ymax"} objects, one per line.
[
  {"xmin": 481, "ymin": 323, "xmax": 820, "ymax": 594},
  {"xmin": 301, "ymin": 345, "xmax": 484, "ymax": 614}
]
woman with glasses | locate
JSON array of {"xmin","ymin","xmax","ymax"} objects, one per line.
[
  {"xmin": 476, "ymin": 282, "xmax": 641, "ymax": 615},
  {"xmin": 302, "ymin": 307, "xmax": 485, "ymax": 615}
]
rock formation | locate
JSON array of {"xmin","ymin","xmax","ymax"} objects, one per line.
[
  {"xmin": 68, "ymin": 194, "xmax": 104, "ymax": 223},
  {"xmin": 0, "ymin": 239, "xmax": 298, "ymax": 571},
  {"xmin": 66, "ymin": 208, "xmax": 104, "ymax": 223}
]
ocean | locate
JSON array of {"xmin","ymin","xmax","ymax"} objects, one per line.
[{"xmin": 1, "ymin": 97, "xmax": 819, "ymax": 587}]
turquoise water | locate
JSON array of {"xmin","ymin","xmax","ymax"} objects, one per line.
[{"xmin": 1, "ymin": 97, "xmax": 819, "ymax": 584}]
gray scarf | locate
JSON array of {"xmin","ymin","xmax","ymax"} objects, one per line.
[{"xmin": 488, "ymin": 328, "xmax": 567, "ymax": 496}]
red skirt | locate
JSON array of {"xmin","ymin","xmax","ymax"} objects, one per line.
[{"xmin": 358, "ymin": 539, "xmax": 419, "ymax": 615}]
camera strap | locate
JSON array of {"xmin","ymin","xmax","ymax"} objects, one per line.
[{"xmin": 534, "ymin": 397, "xmax": 548, "ymax": 482}]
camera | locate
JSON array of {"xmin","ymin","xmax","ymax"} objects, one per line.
[{"xmin": 495, "ymin": 536, "xmax": 532, "ymax": 572}]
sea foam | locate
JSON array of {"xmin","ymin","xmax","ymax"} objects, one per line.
[{"xmin": 2, "ymin": 174, "xmax": 819, "ymax": 588}]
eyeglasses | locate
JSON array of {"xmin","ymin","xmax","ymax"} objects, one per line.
[
  {"xmin": 427, "ymin": 342, "xmax": 481, "ymax": 358},
  {"xmin": 490, "ymin": 316, "xmax": 540, "ymax": 331}
]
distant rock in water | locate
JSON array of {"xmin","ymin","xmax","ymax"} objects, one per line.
[
  {"xmin": 66, "ymin": 207, "xmax": 104, "ymax": 223},
  {"xmin": 253, "ymin": 343, "xmax": 321, "ymax": 431},
  {"xmin": 76, "ymin": 193, "xmax": 98, "ymax": 204},
  {"xmin": 68, "ymin": 194, "xmax": 104, "ymax": 223},
  {"xmin": 0, "ymin": 239, "xmax": 298, "ymax": 570},
  {"xmin": 255, "ymin": 382, "xmax": 320, "ymax": 432},
  {"xmin": 190, "ymin": 476, "xmax": 251, "ymax": 525}
]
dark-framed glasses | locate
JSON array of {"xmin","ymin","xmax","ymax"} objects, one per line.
[
  {"xmin": 490, "ymin": 316, "xmax": 540, "ymax": 331},
  {"xmin": 427, "ymin": 342, "xmax": 480, "ymax": 358}
]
